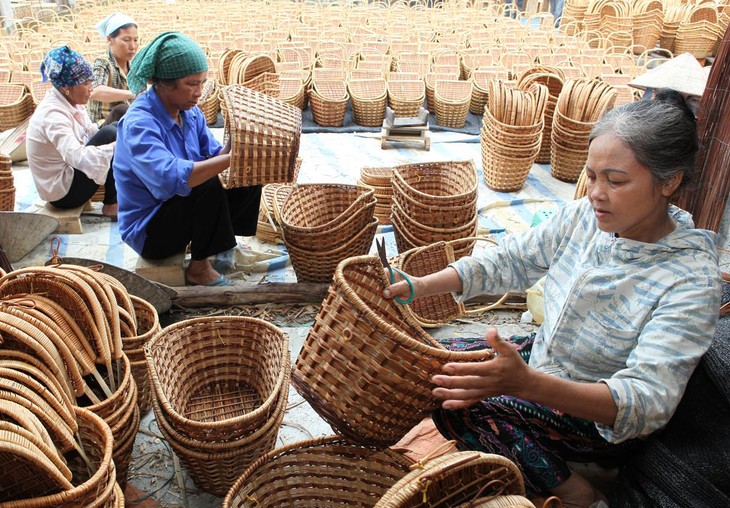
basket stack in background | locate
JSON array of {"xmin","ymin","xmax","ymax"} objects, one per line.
[
  {"xmin": 550, "ymin": 78, "xmax": 617, "ymax": 182},
  {"xmin": 0, "ymin": 83, "xmax": 34, "ymax": 133},
  {"xmin": 0, "ymin": 153, "xmax": 14, "ymax": 211},
  {"xmin": 481, "ymin": 80, "xmax": 548, "ymax": 192},
  {"xmin": 279, "ymin": 183, "xmax": 377, "ymax": 283},
  {"xmin": 390, "ymin": 160, "xmax": 479, "ymax": 257},
  {"xmin": 145, "ymin": 316, "xmax": 290, "ymax": 497},
  {"xmin": 358, "ymin": 166, "xmax": 394, "ymax": 225},
  {"xmin": 516, "ymin": 67, "xmax": 565, "ymax": 165}
]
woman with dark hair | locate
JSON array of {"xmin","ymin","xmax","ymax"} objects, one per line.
[
  {"xmin": 87, "ymin": 12, "xmax": 139, "ymax": 124},
  {"xmin": 385, "ymin": 89, "xmax": 720, "ymax": 507},
  {"xmin": 27, "ymin": 46, "xmax": 118, "ymax": 218},
  {"xmin": 114, "ymin": 32, "xmax": 261, "ymax": 287}
]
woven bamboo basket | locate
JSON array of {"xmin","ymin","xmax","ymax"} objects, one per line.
[
  {"xmin": 292, "ymin": 255, "xmax": 493, "ymax": 446},
  {"xmin": 374, "ymin": 451, "xmax": 525, "ymax": 508},
  {"xmin": 145, "ymin": 316, "xmax": 289, "ymax": 442},
  {"xmin": 391, "ymin": 160, "xmax": 478, "ymax": 218},
  {"xmin": 469, "ymin": 68, "xmax": 508, "ymax": 115},
  {"xmin": 482, "ymin": 146, "xmax": 540, "ymax": 192},
  {"xmin": 122, "ymin": 295, "xmax": 160, "ymax": 415},
  {"xmin": 278, "ymin": 77, "xmax": 306, "ymax": 110},
  {"xmin": 0, "ymin": 407, "xmax": 116, "ymax": 508},
  {"xmin": 29, "ymin": 80, "xmax": 51, "ymax": 105},
  {"xmin": 279, "ymin": 183, "xmax": 376, "ymax": 251},
  {"xmin": 390, "ymin": 237, "xmax": 502, "ymax": 328},
  {"xmin": 348, "ymin": 78, "xmax": 388, "ymax": 127},
  {"xmin": 455, "ymin": 495, "xmax": 537, "ymax": 507},
  {"xmin": 199, "ymin": 79, "xmax": 219, "ymax": 126},
  {"xmin": 360, "ymin": 166, "xmax": 394, "ymax": 224},
  {"xmin": 223, "ymin": 436, "xmax": 414, "ymax": 507},
  {"xmin": 229, "ymin": 54, "xmax": 277, "ymax": 85},
  {"xmin": 387, "ymin": 80, "xmax": 425, "ymax": 117},
  {"xmin": 286, "ymin": 217, "xmax": 378, "ymax": 283},
  {"xmin": 0, "ymin": 188, "xmax": 14, "ymax": 211},
  {"xmin": 434, "ymin": 79, "xmax": 472, "ymax": 128},
  {"xmin": 219, "ymin": 85, "xmax": 302, "ymax": 188},
  {"xmin": 0, "ymin": 84, "xmax": 34, "ymax": 132},
  {"xmin": 425, "ymin": 72, "xmax": 457, "ymax": 113},
  {"xmin": 310, "ymin": 79, "xmax": 349, "ymax": 127},
  {"xmin": 391, "ymin": 200, "xmax": 478, "ymax": 246},
  {"xmin": 153, "ymin": 361, "xmax": 289, "ymax": 497},
  {"xmin": 256, "ymin": 183, "xmax": 294, "ymax": 244}
]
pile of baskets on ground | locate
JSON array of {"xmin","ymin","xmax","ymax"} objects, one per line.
[
  {"xmin": 279, "ymin": 183, "xmax": 377, "ymax": 283},
  {"xmin": 391, "ymin": 160, "xmax": 479, "ymax": 257},
  {"xmin": 358, "ymin": 166, "xmax": 394, "ymax": 225},
  {"xmin": 0, "ymin": 263, "xmax": 158, "ymax": 505},
  {"xmin": 145, "ymin": 316, "xmax": 291, "ymax": 497},
  {"xmin": 0, "ymin": 153, "xmax": 14, "ymax": 211}
]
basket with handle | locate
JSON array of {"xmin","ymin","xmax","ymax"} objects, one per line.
[
  {"xmin": 310, "ymin": 79, "xmax": 349, "ymax": 127},
  {"xmin": 348, "ymin": 78, "xmax": 388, "ymax": 127},
  {"xmin": 292, "ymin": 255, "xmax": 494, "ymax": 446},
  {"xmin": 145, "ymin": 316, "xmax": 290, "ymax": 442},
  {"xmin": 0, "ymin": 84, "xmax": 34, "ymax": 132},
  {"xmin": 434, "ymin": 79, "xmax": 472, "ymax": 128},
  {"xmin": 387, "ymin": 80, "xmax": 425, "ymax": 117},
  {"xmin": 219, "ymin": 84, "xmax": 302, "ymax": 188},
  {"xmin": 374, "ymin": 451, "xmax": 525, "ymax": 508},
  {"xmin": 222, "ymin": 436, "xmax": 414, "ymax": 507},
  {"xmin": 279, "ymin": 183, "xmax": 376, "ymax": 251}
]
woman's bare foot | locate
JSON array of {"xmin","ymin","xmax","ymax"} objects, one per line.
[
  {"xmin": 102, "ymin": 203, "xmax": 118, "ymax": 218},
  {"xmin": 185, "ymin": 258, "xmax": 224, "ymax": 286}
]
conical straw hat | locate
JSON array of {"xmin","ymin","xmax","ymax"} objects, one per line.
[{"xmin": 629, "ymin": 52, "xmax": 708, "ymax": 97}]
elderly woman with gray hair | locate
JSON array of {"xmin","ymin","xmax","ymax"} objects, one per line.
[{"xmin": 385, "ymin": 89, "xmax": 721, "ymax": 507}]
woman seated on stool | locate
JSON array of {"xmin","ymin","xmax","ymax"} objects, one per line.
[
  {"xmin": 26, "ymin": 46, "xmax": 118, "ymax": 219},
  {"xmin": 385, "ymin": 89, "xmax": 721, "ymax": 508},
  {"xmin": 88, "ymin": 12, "xmax": 139, "ymax": 125},
  {"xmin": 114, "ymin": 32, "xmax": 261, "ymax": 287}
]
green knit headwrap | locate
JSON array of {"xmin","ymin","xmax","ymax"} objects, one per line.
[{"xmin": 127, "ymin": 32, "xmax": 208, "ymax": 95}]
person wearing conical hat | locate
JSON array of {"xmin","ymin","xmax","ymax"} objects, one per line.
[
  {"xmin": 114, "ymin": 32, "xmax": 261, "ymax": 287},
  {"xmin": 27, "ymin": 45, "xmax": 118, "ymax": 219},
  {"xmin": 87, "ymin": 12, "xmax": 139, "ymax": 124}
]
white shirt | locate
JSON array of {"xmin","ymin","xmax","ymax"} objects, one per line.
[{"xmin": 26, "ymin": 87, "xmax": 115, "ymax": 201}]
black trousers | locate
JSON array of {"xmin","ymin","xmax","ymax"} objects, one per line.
[
  {"xmin": 50, "ymin": 123, "xmax": 117, "ymax": 209},
  {"xmin": 140, "ymin": 177, "xmax": 262, "ymax": 261}
]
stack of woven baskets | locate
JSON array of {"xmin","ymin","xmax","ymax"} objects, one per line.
[
  {"xmin": 389, "ymin": 160, "xmax": 478, "ymax": 257},
  {"xmin": 551, "ymin": 78, "xmax": 616, "ymax": 182},
  {"xmin": 516, "ymin": 67, "xmax": 565, "ymax": 165},
  {"xmin": 631, "ymin": 0, "xmax": 664, "ymax": 53},
  {"xmin": 0, "ymin": 83, "xmax": 34, "ymax": 132},
  {"xmin": 434, "ymin": 79, "xmax": 472, "ymax": 128},
  {"xmin": 358, "ymin": 166, "xmax": 394, "ymax": 225},
  {"xmin": 145, "ymin": 316, "xmax": 290, "ymax": 496},
  {"xmin": 199, "ymin": 79, "xmax": 220, "ymax": 126},
  {"xmin": 0, "ymin": 264, "xmax": 146, "ymax": 498},
  {"xmin": 481, "ymin": 80, "xmax": 548, "ymax": 192},
  {"xmin": 674, "ymin": 4, "xmax": 724, "ymax": 59},
  {"xmin": 279, "ymin": 183, "xmax": 377, "ymax": 283},
  {"xmin": 122, "ymin": 295, "xmax": 161, "ymax": 416},
  {"xmin": 348, "ymin": 78, "xmax": 388, "ymax": 127},
  {"xmin": 0, "ymin": 153, "xmax": 14, "ymax": 211}
]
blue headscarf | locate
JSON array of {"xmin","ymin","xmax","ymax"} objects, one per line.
[{"xmin": 40, "ymin": 46, "xmax": 93, "ymax": 89}]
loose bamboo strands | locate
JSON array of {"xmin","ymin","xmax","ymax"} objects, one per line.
[{"xmin": 676, "ymin": 24, "xmax": 730, "ymax": 231}]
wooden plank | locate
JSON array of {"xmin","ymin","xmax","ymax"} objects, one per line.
[
  {"xmin": 135, "ymin": 253, "xmax": 186, "ymax": 288},
  {"xmin": 172, "ymin": 282, "xmax": 330, "ymax": 307},
  {"xmin": 37, "ymin": 203, "xmax": 83, "ymax": 234}
]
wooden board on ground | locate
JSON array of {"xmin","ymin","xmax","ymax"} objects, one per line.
[
  {"xmin": 135, "ymin": 252, "xmax": 186, "ymax": 288},
  {"xmin": 0, "ymin": 211, "xmax": 59, "ymax": 262},
  {"xmin": 37, "ymin": 203, "xmax": 84, "ymax": 234},
  {"xmin": 58, "ymin": 257, "xmax": 173, "ymax": 314},
  {"xmin": 173, "ymin": 282, "xmax": 330, "ymax": 307}
]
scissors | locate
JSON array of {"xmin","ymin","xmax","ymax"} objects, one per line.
[{"xmin": 376, "ymin": 237, "xmax": 415, "ymax": 305}]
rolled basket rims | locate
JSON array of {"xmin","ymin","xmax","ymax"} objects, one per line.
[
  {"xmin": 374, "ymin": 451, "xmax": 525, "ymax": 508},
  {"xmin": 292, "ymin": 255, "xmax": 493, "ymax": 446},
  {"xmin": 222, "ymin": 436, "xmax": 414, "ymax": 507},
  {"xmin": 387, "ymin": 79, "xmax": 425, "ymax": 117},
  {"xmin": 144, "ymin": 316, "xmax": 290, "ymax": 443},
  {"xmin": 219, "ymin": 84, "xmax": 302, "ymax": 188}
]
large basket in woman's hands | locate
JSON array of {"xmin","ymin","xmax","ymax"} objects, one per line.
[
  {"xmin": 219, "ymin": 85, "xmax": 302, "ymax": 188},
  {"xmin": 292, "ymin": 255, "xmax": 493, "ymax": 446}
]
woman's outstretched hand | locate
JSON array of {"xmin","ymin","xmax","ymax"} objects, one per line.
[
  {"xmin": 432, "ymin": 328, "xmax": 532, "ymax": 410},
  {"xmin": 383, "ymin": 272, "xmax": 419, "ymax": 301}
]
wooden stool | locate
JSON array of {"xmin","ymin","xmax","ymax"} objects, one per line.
[
  {"xmin": 37, "ymin": 202, "xmax": 85, "ymax": 234},
  {"xmin": 381, "ymin": 107, "xmax": 431, "ymax": 151},
  {"xmin": 135, "ymin": 252, "xmax": 186, "ymax": 287}
]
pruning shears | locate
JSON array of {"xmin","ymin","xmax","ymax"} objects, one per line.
[{"xmin": 376, "ymin": 237, "xmax": 415, "ymax": 305}]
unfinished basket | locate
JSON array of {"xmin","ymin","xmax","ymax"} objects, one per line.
[
  {"xmin": 292, "ymin": 255, "xmax": 493, "ymax": 446},
  {"xmin": 223, "ymin": 437, "xmax": 414, "ymax": 507},
  {"xmin": 145, "ymin": 316, "xmax": 289, "ymax": 442},
  {"xmin": 434, "ymin": 79, "xmax": 472, "ymax": 128},
  {"xmin": 387, "ymin": 80, "xmax": 425, "ymax": 117},
  {"xmin": 0, "ymin": 84, "xmax": 34, "ymax": 132},
  {"xmin": 349, "ymin": 78, "xmax": 387, "ymax": 127},
  {"xmin": 309, "ymin": 79, "xmax": 349, "ymax": 127},
  {"xmin": 219, "ymin": 85, "xmax": 302, "ymax": 188},
  {"xmin": 374, "ymin": 451, "xmax": 525, "ymax": 508}
]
